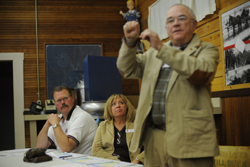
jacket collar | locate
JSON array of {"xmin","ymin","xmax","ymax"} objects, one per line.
[
  {"xmin": 167, "ymin": 34, "xmax": 200, "ymax": 55},
  {"xmin": 125, "ymin": 121, "xmax": 134, "ymax": 147},
  {"xmin": 166, "ymin": 34, "xmax": 201, "ymax": 97},
  {"xmin": 106, "ymin": 119, "xmax": 134, "ymax": 147},
  {"xmin": 106, "ymin": 119, "xmax": 114, "ymax": 136}
]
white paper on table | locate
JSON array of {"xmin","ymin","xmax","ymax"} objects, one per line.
[
  {"xmin": 235, "ymin": 37, "xmax": 246, "ymax": 53},
  {"xmin": 2, "ymin": 148, "xmax": 29, "ymax": 153},
  {"xmin": 46, "ymin": 152, "xmax": 86, "ymax": 159},
  {"xmin": 49, "ymin": 164, "xmax": 88, "ymax": 167},
  {"xmin": 67, "ymin": 157, "xmax": 112, "ymax": 164},
  {"xmin": 0, "ymin": 148, "xmax": 29, "ymax": 158},
  {"xmin": 46, "ymin": 152, "xmax": 58, "ymax": 158}
]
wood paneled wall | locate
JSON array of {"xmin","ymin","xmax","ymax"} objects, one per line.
[
  {"xmin": 214, "ymin": 96, "xmax": 250, "ymax": 146},
  {"xmin": 1, "ymin": 0, "xmax": 249, "ymax": 147},
  {"xmin": 0, "ymin": 0, "xmax": 139, "ymax": 109},
  {"xmin": 136, "ymin": 0, "xmax": 250, "ymax": 146}
]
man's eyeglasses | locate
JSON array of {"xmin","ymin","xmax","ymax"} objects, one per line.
[
  {"xmin": 166, "ymin": 15, "xmax": 193, "ymax": 26},
  {"xmin": 55, "ymin": 96, "xmax": 70, "ymax": 104},
  {"xmin": 117, "ymin": 132, "xmax": 121, "ymax": 144}
]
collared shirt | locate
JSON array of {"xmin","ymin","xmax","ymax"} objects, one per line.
[
  {"xmin": 151, "ymin": 67, "xmax": 173, "ymax": 125},
  {"xmin": 60, "ymin": 105, "xmax": 75, "ymax": 120},
  {"xmin": 47, "ymin": 105, "xmax": 98, "ymax": 155},
  {"xmin": 151, "ymin": 44, "xmax": 188, "ymax": 126}
]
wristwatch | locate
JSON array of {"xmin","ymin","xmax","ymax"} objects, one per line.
[{"xmin": 52, "ymin": 124, "xmax": 60, "ymax": 129}]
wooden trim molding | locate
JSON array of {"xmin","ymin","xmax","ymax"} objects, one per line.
[{"xmin": 212, "ymin": 88, "xmax": 250, "ymax": 97}]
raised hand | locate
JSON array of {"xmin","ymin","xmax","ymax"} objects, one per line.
[
  {"xmin": 123, "ymin": 21, "xmax": 140, "ymax": 46},
  {"xmin": 140, "ymin": 29, "xmax": 163, "ymax": 51}
]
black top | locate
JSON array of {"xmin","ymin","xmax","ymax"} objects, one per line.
[{"xmin": 113, "ymin": 125, "xmax": 130, "ymax": 162}]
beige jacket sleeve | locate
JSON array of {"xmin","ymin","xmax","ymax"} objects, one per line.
[
  {"xmin": 135, "ymin": 151, "xmax": 144, "ymax": 164},
  {"xmin": 117, "ymin": 34, "xmax": 219, "ymax": 86},
  {"xmin": 91, "ymin": 121, "xmax": 118, "ymax": 160},
  {"xmin": 157, "ymin": 38, "xmax": 219, "ymax": 85}
]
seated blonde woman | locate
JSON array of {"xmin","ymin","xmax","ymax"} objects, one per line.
[{"xmin": 91, "ymin": 94, "xmax": 144, "ymax": 164}]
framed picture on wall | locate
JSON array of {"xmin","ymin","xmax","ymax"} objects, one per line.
[
  {"xmin": 219, "ymin": 0, "xmax": 250, "ymax": 90},
  {"xmin": 45, "ymin": 43, "xmax": 103, "ymax": 99}
]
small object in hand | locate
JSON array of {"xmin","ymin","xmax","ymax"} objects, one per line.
[{"xmin": 23, "ymin": 148, "xmax": 52, "ymax": 163}]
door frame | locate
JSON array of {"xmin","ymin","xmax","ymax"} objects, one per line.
[{"xmin": 0, "ymin": 53, "xmax": 25, "ymax": 148}]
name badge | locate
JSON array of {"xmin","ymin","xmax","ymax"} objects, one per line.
[{"xmin": 126, "ymin": 129, "xmax": 134, "ymax": 133}]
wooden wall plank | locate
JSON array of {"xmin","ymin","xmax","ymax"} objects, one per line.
[
  {"xmin": 1, "ymin": 0, "xmax": 249, "ymax": 148},
  {"xmin": 0, "ymin": 0, "xmax": 138, "ymax": 109},
  {"xmin": 215, "ymin": 62, "xmax": 224, "ymax": 78}
]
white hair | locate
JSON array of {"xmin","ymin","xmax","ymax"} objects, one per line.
[{"xmin": 170, "ymin": 4, "xmax": 196, "ymax": 20}]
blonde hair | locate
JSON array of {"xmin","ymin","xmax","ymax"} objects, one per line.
[
  {"xmin": 104, "ymin": 94, "xmax": 136, "ymax": 123},
  {"xmin": 127, "ymin": 0, "xmax": 134, "ymax": 5}
]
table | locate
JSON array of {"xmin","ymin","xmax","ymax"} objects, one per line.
[
  {"xmin": 0, "ymin": 149, "xmax": 143, "ymax": 167},
  {"xmin": 24, "ymin": 114, "xmax": 48, "ymax": 148}
]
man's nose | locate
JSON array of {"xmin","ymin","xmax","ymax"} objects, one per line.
[
  {"xmin": 61, "ymin": 99, "xmax": 66, "ymax": 104},
  {"xmin": 173, "ymin": 18, "xmax": 180, "ymax": 25}
]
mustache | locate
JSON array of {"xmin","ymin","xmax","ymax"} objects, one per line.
[{"xmin": 61, "ymin": 103, "xmax": 69, "ymax": 110}]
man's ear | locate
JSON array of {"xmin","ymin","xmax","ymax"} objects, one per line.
[{"xmin": 193, "ymin": 19, "xmax": 198, "ymax": 29}]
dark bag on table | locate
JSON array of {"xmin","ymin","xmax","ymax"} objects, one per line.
[{"xmin": 23, "ymin": 148, "xmax": 52, "ymax": 163}]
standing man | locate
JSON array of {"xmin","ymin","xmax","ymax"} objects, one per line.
[
  {"xmin": 117, "ymin": 4, "xmax": 219, "ymax": 167},
  {"xmin": 37, "ymin": 86, "xmax": 97, "ymax": 155}
]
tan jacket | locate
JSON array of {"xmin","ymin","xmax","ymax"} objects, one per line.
[
  {"xmin": 91, "ymin": 120, "xmax": 144, "ymax": 163},
  {"xmin": 117, "ymin": 34, "xmax": 220, "ymax": 158}
]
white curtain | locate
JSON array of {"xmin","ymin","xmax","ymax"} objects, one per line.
[{"xmin": 148, "ymin": 0, "xmax": 217, "ymax": 40}]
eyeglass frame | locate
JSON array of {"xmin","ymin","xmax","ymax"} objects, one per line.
[
  {"xmin": 166, "ymin": 15, "xmax": 194, "ymax": 27},
  {"xmin": 54, "ymin": 96, "xmax": 71, "ymax": 104}
]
